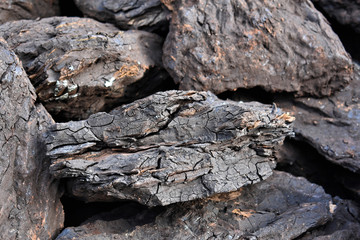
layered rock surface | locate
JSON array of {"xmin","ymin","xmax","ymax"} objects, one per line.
[
  {"xmin": 162, "ymin": 0, "xmax": 353, "ymax": 97},
  {"xmin": 45, "ymin": 90, "xmax": 293, "ymax": 206},
  {"xmin": 300, "ymin": 197, "xmax": 360, "ymax": 240},
  {"xmin": 0, "ymin": 0, "xmax": 359, "ymax": 238},
  {"xmin": 0, "ymin": 0, "xmax": 60, "ymax": 24},
  {"xmin": 55, "ymin": 171, "xmax": 343, "ymax": 240},
  {"xmin": 74, "ymin": 0, "xmax": 170, "ymax": 31},
  {"xmin": 279, "ymin": 63, "xmax": 360, "ymax": 173},
  {"xmin": 0, "ymin": 38, "xmax": 63, "ymax": 239},
  {"xmin": 0, "ymin": 17, "xmax": 169, "ymax": 121}
]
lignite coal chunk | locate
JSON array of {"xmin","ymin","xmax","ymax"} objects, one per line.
[
  {"xmin": 0, "ymin": 38, "xmax": 63, "ymax": 240},
  {"xmin": 162, "ymin": 0, "xmax": 353, "ymax": 97},
  {"xmin": 45, "ymin": 90, "xmax": 293, "ymax": 206},
  {"xmin": 0, "ymin": 17, "xmax": 169, "ymax": 121}
]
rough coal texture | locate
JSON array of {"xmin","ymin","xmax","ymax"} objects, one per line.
[
  {"xmin": 0, "ymin": 38, "xmax": 63, "ymax": 239},
  {"xmin": 278, "ymin": 63, "xmax": 360, "ymax": 173},
  {"xmin": 0, "ymin": 0, "xmax": 60, "ymax": 24},
  {"xmin": 45, "ymin": 90, "xmax": 293, "ymax": 206},
  {"xmin": 74, "ymin": 0, "xmax": 170, "ymax": 32},
  {"xmin": 0, "ymin": 17, "xmax": 169, "ymax": 121},
  {"xmin": 312, "ymin": 0, "xmax": 360, "ymax": 34},
  {"xmin": 55, "ymin": 171, "xmax": 334, "ymax": 240},
  {"xmin": 162, "ymin": 0, "xmax": 353, "ymax": 97},
  {"xmin": 299, "ymin": 197, "xmax": 360, "ymax": 240}
]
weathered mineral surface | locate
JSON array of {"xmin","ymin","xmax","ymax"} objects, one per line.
[
  {"xmin": 312, "ymin": 0, "xmax": 360, "ymax": 34},
  {"xmin": 162, "ymin": 0, "xmax": 353, "ymax": 97},
  {"xmin": 74, "ymin": 0, "xmax": 170, "ymax": 31},
  {"xmin": 278, "ymin": 63, "xmax": 360, "ymax": 173},
  {"xmin": 299, "ymin": 197, "xmax": 360, "ymax": 240},
  {"xmin": 0, "ymin": 0, "xmax": 60, "ymax": 24},
  {"xmin": 45, "ymin": 90, "xmax": 293, "ymax": 206},
  {"xmin": 0, "ymin": 17, "xmax": 169, "ymax": 121},
  {"xmin": 55, "ymin": 171, "xmax": 338, "ymax": 240},
  {"xmin": 0, "ymin": 38, "xmax": 63, "ymax": 239}
]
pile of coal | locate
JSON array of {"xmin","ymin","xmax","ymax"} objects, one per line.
[{"xmin": 0, "ymin": 0, "xmax": 359, "ymax": 239}]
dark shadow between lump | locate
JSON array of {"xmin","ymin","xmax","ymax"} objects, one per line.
[
  {"xmin": 61, "ymin": 194, "xmax": 164, "ymax": 228},
  {"xmin": 59, "ymin": 0, "xmax": 83, "ymax": 17},
  {"xmin": 276, "ymin": 137, "xmax": 360, "ymax": 201}
]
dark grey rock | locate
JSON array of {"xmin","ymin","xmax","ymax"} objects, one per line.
[
  {"xmin": 0, "ymin": 38, "xmax": 63, "ymax": 240},
  {"xmin": 55, "ymin": 171, "xmax": 334, "ymax": 240},
  {"xmin": 0, "ymin": 0, "xmax": 60, "ymax": 24},
  {"xmin": 45, "ymin": 90, "xmax": 293, "ymax": 206},
  {"xmin": 74, "ymin": 0, "xmax": 170, "ymax": 31},
  {"xmin": 278, "ymin": 62, "xmax": 360, "ymax": 173},
  {"xmin": 162, "ymin": 0, "xmax": 353, "ymax": 97},
  {"xmin": 299, "ymin": 197, "xmax": 360, "ymax": 240},
  {"xmin": 0, "ymin": 17, "xmax": 169, "ymax": 121}
]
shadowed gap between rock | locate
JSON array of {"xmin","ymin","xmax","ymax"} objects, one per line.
[
  {"xmin": 276, "ymin": 137, "xmax": 360, "ymax": 201},
  {"xmin": 217, "ymin": 86, "xmax": 295, "ymax": 105},
  {"xmin": 59, "ymin": 0, "xmax": 83, "ymax": 17},
  {"xmin": 60, "ymin": 193, "xmax": 165, "ymax": 228},
  {"xmin": 312, "ymin": 2, "xmax": 360, "ymax": 61}
]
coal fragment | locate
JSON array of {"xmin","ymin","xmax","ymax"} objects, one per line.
[
  {"xmin": 55, "ymin": 171, "xmax": 334, "ymax": 240},
  {"xmin": 45, "ymin": 90, "xmax": 293, "ymax": 206},
  {"xmin": 74, "ymin": 0, "xmax": 170, "ymax": 32},
  {"xmin": 162, "ymin": 0, "xmax": 353, "ymax": 97},
  {"xmin": 278, "ymin": 62, "xmax": 360, "ymax": 173},
  {"xmin": 0, "ymin": 38, "xmax": 63, "ymax": 240},
  {"xmin": 0, "ymin": 17, "xmax": 169, "ymax": 121}
]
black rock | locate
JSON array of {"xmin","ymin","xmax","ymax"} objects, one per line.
[
  {"xmin": 45, "ymin": 90, "xmax": 293, "ymax": 206},
  {"xmin": 162, "ymin": 0, "xmax": 353, "ymax": 97}
]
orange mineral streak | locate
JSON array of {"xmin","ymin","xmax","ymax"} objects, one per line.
[
  {"xmin": 209, "ymin": 189, "xmax": 243, "ymax": 202},
  {"xmin": 179, "ymin": 108, "xmax": 197, "ymax": 117},
  {"xmin": 113, "ymin": 65, "xmax": 141, "ymax": 79},
  {"xmin": 242, "ymin": 29, "xmax": 263, "ymax": 51},
  {"xmin": 55, "ymin": 21, "xmax": 88, "ymax": 29},
  {"xmin": 232, "ymin": 209, "xmax": 255, "ymax": 218},
  {"xmin": 209, "ymin": 222, "xmax": 217, "ymax": 227},
  {"xmin": 247, "ymin": 120, "xmax": 262, "ymax": 130},
  {"xmin": 170, "ymin": 55, "xmax": 177, "ymax": 61},
  {"xmin": 161, "ymin": 0, "xmax": 176, "ymax": 11},
  {"xmin": 182, "ymin": 24, "xmax": 194, "ymax": 32},
  {"xmin": 276, "ymin": 113, "xmax": 296, "ymax": 123}
]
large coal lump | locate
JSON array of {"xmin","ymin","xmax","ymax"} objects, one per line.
[
  {"xmin": 0, "ymin": 17, "xmax": 169, "ymax": 121},
  {"xmin": 0, "ymin": 38, "xmax": 63, "ymax": 240},
  {"xmin": 162, "ymin": 0, "xmax": 353, "ymax": 97},
  {"xmin": 56, "ymin": 171, "xmax": 337, "ymax": 240},
  {"xmin": 45, "ymin": 90, "xmax": 293, "ymax": 206}
]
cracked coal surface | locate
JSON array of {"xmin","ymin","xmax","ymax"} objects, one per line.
[
  {"xmin": 1, "ymin": 0, "xmax": 360, "ymax": 239},
  {"xmin": 45, "ymin": 90, "xmax": 293, "ymax": 206}
]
